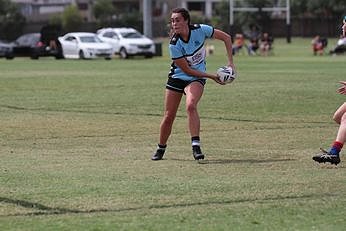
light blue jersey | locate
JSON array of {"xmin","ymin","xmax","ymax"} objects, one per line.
[{"xmin": 168, "ymin": 24, "xmax": 214, "ymax": 81}]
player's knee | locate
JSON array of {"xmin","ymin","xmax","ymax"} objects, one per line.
[
  {"xmin": 333, "ymin": 112, "xmax": 346, "ymax": 124},
  {"xmin": 162, "ymin": 112, "xmax": 176, "ymax": 124},
  {"xmin": 339, "ymin": 113, "xmax": 346, "ymax": 124},
  {"xmin": 333, "ymin": 114, "xmax": 341, "ymax": 124},
  {"xmin": 186, "ymin": 103, "xmax": 197, "ymax": 114}
]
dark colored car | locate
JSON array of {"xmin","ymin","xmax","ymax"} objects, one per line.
[
  {"xmin": 0, "ymin": 40, "xmax": 12, "ymax": 58},
  {"xmin": 6, "ymin": 32, "xmax": 63, "ymax": 59}
]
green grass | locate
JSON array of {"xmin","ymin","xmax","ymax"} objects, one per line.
[{"xmin": 0, "ymin": 37, "xmax": 346, "ymax": 230}]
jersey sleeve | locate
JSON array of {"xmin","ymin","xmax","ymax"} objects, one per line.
[{"xmin": 200, "ymin": 24, "xmax": 214, "ymax": 38}]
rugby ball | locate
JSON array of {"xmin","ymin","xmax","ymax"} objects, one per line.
[{"xmin": 216, "ymin": 66, "xmax": 236, "ymax": 84}]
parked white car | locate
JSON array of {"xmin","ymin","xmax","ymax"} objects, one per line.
[
  {"xmin": 97, "ymin": 27, "xmax": 155, "ymax": 59},
  {"xmin": 58, "ymin": 32, "xmax": 113, "ymax": 60}
]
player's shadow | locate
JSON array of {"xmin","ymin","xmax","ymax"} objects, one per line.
[
  {"xmin": 0, "ymin": 197, "xmax": 139, "ymax": 217},
  {"xmin": 200, "ymin": 158, "xmax": 295, "ymax": 164},
  {"xmin": 170, "ymin": 158, "xmax": 295, "ymax": 164},
  {"xmin": 0, "ymin": 192, "xmax": 323, "ymax": 217}
]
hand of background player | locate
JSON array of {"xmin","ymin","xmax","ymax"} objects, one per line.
[{"xmin": 337, "ymin": 81, "xmax": 346, "ymax": 95}]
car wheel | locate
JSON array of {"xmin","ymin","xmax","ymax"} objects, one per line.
[
  {"xmin": 55, "ymin": 44, "xmax": 64, "ymax": 59},
  {"xmin": 5, "ymin": 53, "xmax": 14, "ymax": 60},
  {"xmin": 55, "ymin": 54, "xmax": 64, "ymax": 59},
  {"xmin": 79, "ymin": 50, "xmax": 86, "ymax": 59},
  {"xmin": 119, "ymin": 48, "xmax": 128, "ymax": 59},
  {"xmin": 30, "ymin": 48, "xmax": 39, "ymax": 59}
]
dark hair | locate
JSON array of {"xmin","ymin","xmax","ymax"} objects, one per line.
[
  {"xmin": 171, "ymin": 8, "xmax": 190, "ymax": 25},
  {"xmin": 168, "ymin": 8, "xmax": 190, "ymax": 37}
]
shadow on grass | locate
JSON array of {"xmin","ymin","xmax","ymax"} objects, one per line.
[
  {"xmin": 0, "ymin": 192, "xmax": 332, "ymax": 217},
  {"xmin": 0, "ymin": 197, "xmax": 137, "ymax": 216},
  {"xmin": 169, "ymin": 158, "xmax": 296, "ymax": 164}
]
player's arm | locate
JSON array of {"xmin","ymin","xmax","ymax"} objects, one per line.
[
  {"xmin": 174, "ymin": 58, "xmax": 224, "ymax": 84},
  {"xmin": 212, "ymin": 29, "xmax": 234, "ymax": 69}
]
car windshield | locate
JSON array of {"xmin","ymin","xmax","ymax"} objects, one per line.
[
  {"xmin": 79, "ymin": 36, "xmax": 101, "ymax": 43},
  {"xmin": 16, "ymin": 34, "xmax": 40, "ymax": 45},
  {"xmin": 120, "ymin": 32, "xmax": 143, "ymax": 39}
]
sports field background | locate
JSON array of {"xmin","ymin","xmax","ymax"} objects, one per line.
[{"xmin": 0, "ymin": 38, "xmax": 345, "ymax": 230}]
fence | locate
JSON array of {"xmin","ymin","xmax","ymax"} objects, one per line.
[{"xmin": 2, "ymin": 17, "xmax": 342, "ymax": 41}]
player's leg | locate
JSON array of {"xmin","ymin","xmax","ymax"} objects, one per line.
[
  {"xmin": 335, "ymin": 114, "xmax": 346, "ymax": 144},
  {"xmin": 185, "ymin": 81, "xmax": 203, "ymax": 137},
  {"xmin": 313, "ymin": 103, "xmax": 346, "ymax": 165},
  {"xmin": 332, "ymin": 102, "xmax": 346, "ymax": 124},
  {"xmin": 185, "ymin": 81, "xmax": 205, "ymax": 160},
  {"xmin": 160, "ymin": 89, "xmax": 183, "ymax": 144},
  {"xmin": 334, "ymin": 103, "xmax": 346, "ymax": 145},
  {"xmin": 330, "ymin": 104, "xmax": 346, "ymax": 160},
  {"xmin": 152, "ymin": 89, "xmax": 182, "ymax": 160}
]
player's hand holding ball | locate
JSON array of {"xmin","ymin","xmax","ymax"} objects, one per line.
[{"xmin": 216, "ymin": 65, "xmax": 237, "ymax": 84}]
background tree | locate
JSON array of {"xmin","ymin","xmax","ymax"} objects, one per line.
[
  {"xmin": 213, "ymin": 0, "xmax": 273, "ymax": 35},
  {"xmin": 291, "ymin": 0, "xmax": 345, "ymax": 19},
  {"xmin": 49, "ymin": 14, "xmax": 63, "ymax": 27},
  {"xmin": 92, "ymin": 0, "xmax": 117, "ymax": 27},
  {"xmin": 212, "ymin": 0, "xmax": 345, "ymax": 38},
  {"xmin": 62, "ymin": 5, "xmax": 83, "ymax": 32},
  {"xmin": 116, "ymin": 11, "xmax": 142, "ymax": 31},
  {"xmin": 0, "ymin": 0, "xmax": 26, "ymax": 40},
  {"xmin": 212, "ymin": 0, "xmax": 229, "ymax": 32}
]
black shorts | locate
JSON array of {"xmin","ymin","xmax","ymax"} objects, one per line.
[{"xmin": 166, "ymin": 77, "xmax": 206, "ymax": 94}]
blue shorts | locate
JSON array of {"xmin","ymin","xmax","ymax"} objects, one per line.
[{"xmin": 166, "ymin": 77, "xmax": 206, "ymax": 94}]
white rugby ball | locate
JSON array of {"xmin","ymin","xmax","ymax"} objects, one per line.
[{"xmin": 216, "ymin": 66, "xmax": 236, "ymax": 84}]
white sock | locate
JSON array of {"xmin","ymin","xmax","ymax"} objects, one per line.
[{"xmin": 192, "ymin": 140, "xmax": 200, "ymax": 146}]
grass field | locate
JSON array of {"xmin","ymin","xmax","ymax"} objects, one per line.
[{"xmin": 0, "ymin": 37, "xmax": 346, "ymax": 230}]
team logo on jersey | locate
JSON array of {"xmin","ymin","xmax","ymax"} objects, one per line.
[{"xmin": 186, "ymin": 46, "xmax": 205, "ymax": 66}]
